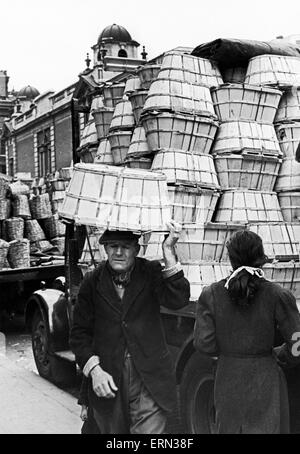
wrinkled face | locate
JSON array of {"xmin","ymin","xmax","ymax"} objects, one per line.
[{"xmin": 104, "ymin": 240, "xmax": 139, "ymax": 273}]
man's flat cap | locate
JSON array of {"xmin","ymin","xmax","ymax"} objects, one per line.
[{"xmin": 99, "ymin": 230, "xmax": 141, "ymax": 244}]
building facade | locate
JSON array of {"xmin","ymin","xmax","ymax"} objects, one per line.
[{"xmin": 1, "ymin": 23, "xmax": 147, "ymax": 178}]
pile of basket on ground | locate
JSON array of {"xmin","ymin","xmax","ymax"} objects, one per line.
[{"xmin": 0, "ymin": 170, "xmax": 70, "ymax": 269}]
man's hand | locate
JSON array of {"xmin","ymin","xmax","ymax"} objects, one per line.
[
  {"xmin": 90, "ymin": 365, "xmax": 118, "ymax": 399},
  {"xmin": 163, "ymin": 220, "xmax": 182, "ymax": 249}
]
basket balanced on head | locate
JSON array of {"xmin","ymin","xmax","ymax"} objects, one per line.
[{"xmin": 59, "ymin": 163, "xmax": 172, "ymax": 232}]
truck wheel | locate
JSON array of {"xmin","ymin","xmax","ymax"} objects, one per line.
[
  {"xmin": 180, "ymin": 351, "xmax": 216, "ymax": 434},
  {"xmin": 31, "ymin": 309, "xmax": 76, "ymax": 386},
  {"xmin": 32, "ymin": 309, "xmax": 53, "ymax": 380}
]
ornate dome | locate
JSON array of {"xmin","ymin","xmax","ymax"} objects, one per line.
[
  {"xmin": 98, "ymin": 24, "xmax": 132, "ymax": 44},
  {"xmin": 18, "ymin": 85, "xmax": 40, "ymax": 99}
]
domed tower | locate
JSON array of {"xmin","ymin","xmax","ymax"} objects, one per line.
[
  {"xmin": 18, "ymin": 85, "xmax": 40, "ymax": 100},
  {"xmin": 91, "ymin": 24, "xmax": 146, "ymax": 81}
]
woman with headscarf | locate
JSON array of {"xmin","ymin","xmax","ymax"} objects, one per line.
[{"xmin": 194, "ymin": 230, "xmax": 300, "ymax": 434}]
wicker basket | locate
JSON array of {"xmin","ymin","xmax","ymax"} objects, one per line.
[
  {"xmin": 167, "ymin": 185, "xmax": 220, "ymax": 224},
  {"xmin": 50, "ymin": 179, "xmax": 67, "ymax": 191},
  {"xmin": 245, "ymin": 55, "xmax": 300, "ymax": 87},
  {"xmin": 211, "ymin": 84, "xmax": 282, "ymax": 124},
  {"xmin": 275, "ymin": 157, "xmax": 300, "ymax": 192},
  {"xmin": 214, "ymin": 152, "xmax": 281, "ymax": 191},
  {"xmin": 214, "ymin": 190, "xmax": 284, "ymax": 223},
  {"xmin": 43, "ymin": 215, "xmax": 65, "ymax": 239},
  {"xmin": 9, "ymin": 180, "xmax": 31, "ymax": 196},
  {"xmin": 108, "ymin": 129, "xmax": 133, "ymax": 165},
  {"xmin": 152, "ymin": 150, "xmax": 220, "ymax": 188},
  {"xmin": 264, "ymin": 262, "xmax": 300, "ymax": 300},
  {"xmin": 124, "ymin": 76, "xmax": 142, "ymax": 95},
  {"xmin": 0, "ymin": 239, "xmax": 9, "ymax": 270},
  {"xmin": 128, "ymin": 89, "xmax": 149, "ymax": 124},
  {"xmin": 8, "ymin": 239, "xmax": 30, "ymax": 268},
  {"xmin": 125, "ymin": 157, "xmax": 153, "ymax": 169},
  {"xmin": 141, "ymin": 111, "xmax": 219, "ymax": 154},
  {"xmin": 30, "ymin": 193, "xmax": 52, "ymax": 219},
  {"xmin": 103, "ymin": 83, "xmax": 126, "ymax": 108},
  {"xmin": 142, "ymin": 78, "xmax": 216, "ymax": 117},
  {"xmin": 79, "ymin": 114, "xmax": 98, "ymax": 148},
  {"xmin": 277, "ymin": 191, "xmax": 300, "ymax": 222},
  {"xmin": 275, "ymin": 122, "xmax": 300, "ymax": 159},
  {"xmin": 77, "ymin": 145, "xmax": 98, "ymax": 164},
  {"xmin": 222, "ymin": 67, "xmax": 247, "ymax": 84},
  {"xmin": 25, "ymin": 219, "xmax": 46, "ymax": 242},
  {"xmin": 59, "ymin": 163, "xmax": 172, "ymax": 232},
  {"xmin": 136, "ymin": 64, "xmax": 161, "ymax": 89},
  {"xmin": 92, "ymin": 107, "xmax": 114, "ymax": 139},
  {"xmin": 141, "ymin": 223, "xmax": 242, "ymax": 262},
  {"xmin": 159, "ymin": 51, "xmax": 223, "ymax": 87},
  {"xmin": 0, "ymin": 199, "xmax": 11, "ymax": 220},
  {"xmin": 94, "ymin": 139, "xmax": 114, "ymax": 165},
  {"xmin": 30, "ymin": 240, "xmax": 53, "ymax": 253},
  {"xmin": 12, "ymin": 194, "xmax": 31, "ymax": 219},
  {"xmin": 51, "ymin": 237, "xmax": 65, "ymax": 255},
  {"xmin": 275, "ymin": 87, "xmax": 300, "ymax": 122},
  {"xmin": 182, "ymin": 262, "xmax": 232, "ymax": 302},
  {"xmin": 248, "ymin": 223, "xmax": 300, "ymax": 259},
  {"xmin": 127, "ymin": 125, "xmax": 152, "ymax": 159},
  {"xmin": 0, "ymin": 177, "xmax": 10, "ymax": 199},
  {"xmin": 212, "ymin": 121, "xmax": 281, "ymax": 156},
  {"xmin": 51, "ymin": 191, "xmax": 66, "ymax": 214},
  {"xmin": 109, "ymin": 99, "xmax": 135, "ymax": 131},
  {"xmin": 5, "ymin": 217, "xmax": 24, "ymax": 241}
]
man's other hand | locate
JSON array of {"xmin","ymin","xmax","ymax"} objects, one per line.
[
  {"xmin": 90, "ymin": 366, "xmax": 118, "ymax": 398},
  {"xmin": 163, "ymin": 220, "xmax": 182, "ymax": 249}
]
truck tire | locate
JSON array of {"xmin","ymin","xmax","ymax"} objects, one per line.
[
  {"xmin": 31, "ymin": 309, "xmax": 76, "ymax": 386},
  {"xmin": 180, "ymin": 351, "xmax": 216, "ymax": 434}
]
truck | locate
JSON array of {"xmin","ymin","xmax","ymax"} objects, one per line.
[
  {"xmin": 24, "ymin": 219, "xmax": 300, "ymax": 434},
  {"xmin": 0, "ymin": 261, "xmax": 65, "ymax": 330}
]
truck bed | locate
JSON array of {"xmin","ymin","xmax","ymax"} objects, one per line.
[{"xmin": 0, "ymin": 263, "xmax": 65, "ymax": 284}]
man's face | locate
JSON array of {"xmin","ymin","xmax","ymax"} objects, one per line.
[{"xmin": 104, "ymin": 240, "xmax": 139, "ymax": 273}]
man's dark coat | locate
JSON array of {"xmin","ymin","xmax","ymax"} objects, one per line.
[{"xmin": 70, "ymin": 257, "xmax": 190, "ymax": 415}]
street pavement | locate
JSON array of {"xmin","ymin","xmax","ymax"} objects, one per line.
[{"xmin": 0, "ymin": 354, "xmax": 82, "ymax": 434}]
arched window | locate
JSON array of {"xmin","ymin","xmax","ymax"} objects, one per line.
[{"xmin": 118, "ymin": 49, "xmax": 127, "ymax": 57}]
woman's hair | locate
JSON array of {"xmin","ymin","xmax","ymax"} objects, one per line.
[{"xmin": 226, "ymin": 230, "xmax": 268, "ymax": 307}]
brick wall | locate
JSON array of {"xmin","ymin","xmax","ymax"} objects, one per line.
[{"xmin": 54, "ymin": 111, "xmax": 73, "ymax": 170}]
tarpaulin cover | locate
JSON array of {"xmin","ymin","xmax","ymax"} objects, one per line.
[{"xmin": 192, "ymin": 38, "xmax": 300, "ymax": 68}]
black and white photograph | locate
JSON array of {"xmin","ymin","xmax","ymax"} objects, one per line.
[{"xmin": 0, "ymin": 0, "xmax": 300, "ymax": 437}]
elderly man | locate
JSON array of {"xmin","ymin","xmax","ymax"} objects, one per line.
[{"xmin": 70, "ymin": 221, "xmax": 190, "ymax": 434}]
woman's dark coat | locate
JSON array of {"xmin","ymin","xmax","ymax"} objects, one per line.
[
  {"xmin": 194, "ymin": 278, "xmax": 300, "ymax": 434},
  {"xmin": 70, "ymin": 257, "xmax": 190, "ymax": 419}
]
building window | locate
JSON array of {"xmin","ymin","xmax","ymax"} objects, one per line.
[
  {"xmin": 37, "ymin": 128, "xmax": 51, "ymax": 177},
  {"xmin": 118, "ymin": 49, "xmax": 127, "ymax": 57},
  {"xmin": 9, "ymin": 158, "xmax": 14, "ymax": 177}
]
